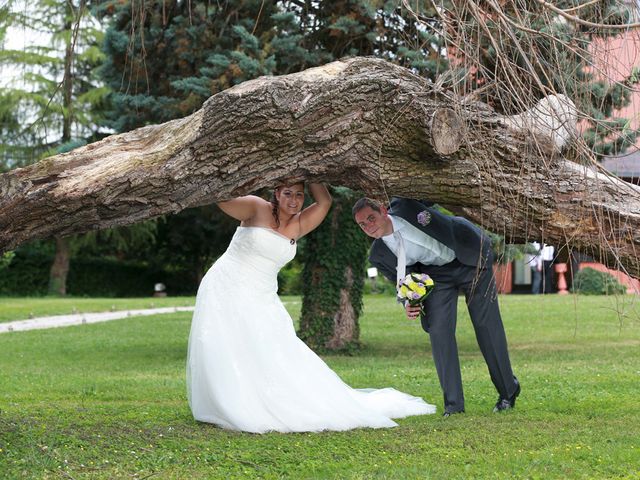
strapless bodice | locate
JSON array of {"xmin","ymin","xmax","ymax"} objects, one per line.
[{"xmin": 221, "ymin": 226, "xmax": 296, "ymax": 279}]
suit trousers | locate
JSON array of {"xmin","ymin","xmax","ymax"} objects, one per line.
[{"xmin": 420, "ymin": 257, "xmax": 516, "ymax": 413}]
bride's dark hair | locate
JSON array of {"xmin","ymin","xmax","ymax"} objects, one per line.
[
  {"xmin": 270, "ymin": 188, "xmax": 281, "ymax": 228},
  {"xmin": 270, "ymin": 181, "xmax": 304, "ymax": 228}
]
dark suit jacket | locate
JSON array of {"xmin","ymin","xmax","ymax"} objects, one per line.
[{"xmin": 369, "ymin": 197, "xmax": 492, "ymax": 285}]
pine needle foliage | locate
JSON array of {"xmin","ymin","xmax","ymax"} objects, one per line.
[{"xmin": 0, "ymin": 0, "xmax": 108, "ymax": 170}]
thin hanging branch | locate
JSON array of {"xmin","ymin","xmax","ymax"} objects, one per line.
[{"xmin": 535, "ymin": 0, "xmax": 640, "ymax": 29}]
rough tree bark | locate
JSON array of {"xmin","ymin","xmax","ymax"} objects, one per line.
[
  {"xmin": 1, "ymin": 57, "xmax": 639, "ymax": 277},
  {"xmin": 327, "ymin": 266, "xmax": 358, "ymax": 350}
]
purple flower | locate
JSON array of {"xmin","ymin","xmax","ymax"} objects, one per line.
[{"xmin": 417, "ymin": 210, "xmax": 431, "ymax": 226}]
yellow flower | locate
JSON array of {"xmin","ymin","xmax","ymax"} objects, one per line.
[
  {"xmin": 414, "ymin": 285, "xmax": 427, "ymax": 296},
  {"xmin": 398, "ymin": 273, "xmax": 435, "ymax": 306}
]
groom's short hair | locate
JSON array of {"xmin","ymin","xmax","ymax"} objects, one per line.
[{"xmin": 352, "ymin": 197, "xmax": 384, "ymax": 218}]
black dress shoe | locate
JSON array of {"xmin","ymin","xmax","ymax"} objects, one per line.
[
  {"xmin": 493, "ymin": 378, "xmax": 521, "ymax": 413},
  {"xmin": 442, "ymin": 410, "xmax": 464, "ymax": 418}
]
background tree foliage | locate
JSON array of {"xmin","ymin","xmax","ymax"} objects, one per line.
[
  {"xmin": 0, "ymin": 0, "xmax": 108, "ymax": 169},
  {"xmin": 441, "ymin": 0, "xmax": 640, "ymax": 156},
  {"xmin": 0, "ymin": 0, "xmax": 110, "ymax": 295},
  {"xmin": 94, "ymin": 0, "xmax": 281, "ymax": 131},
  {"xmin": 94, "ymin": 0, "xmax": 446, "ymax": 130}
]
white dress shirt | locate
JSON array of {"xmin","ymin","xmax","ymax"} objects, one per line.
[{"xmin": 382, "ymin": 215, "xmax": 455, "ymax": 270}]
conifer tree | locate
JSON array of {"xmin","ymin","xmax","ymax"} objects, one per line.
[
  {"xmin": 95, "ymin": 0, "xmax": 281, "ymax": 131},
  {"xmin": 0, "ymin": 0, "xmax": 108, "ymax": 294},
  {"xmin": 0, "ymin": 0, "xmax": 108, "ymax": 168}
]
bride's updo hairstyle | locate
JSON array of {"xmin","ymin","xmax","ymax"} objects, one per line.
[{"xmin": 270, "ymin": 180, "xmax": 305, "ymax": 228}]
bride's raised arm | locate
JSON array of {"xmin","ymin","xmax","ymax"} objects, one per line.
[
  {"xmin": 298, "ymin": 183, "xmax": 332, "ymax": 237},
  {"xmin": 218, "ymin": 195, "xmax": 265, "ymax": 222}
]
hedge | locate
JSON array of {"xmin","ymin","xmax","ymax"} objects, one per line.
[{"xmin": 0, "ymin": 251, "xmax": 198, "ymax": 297}]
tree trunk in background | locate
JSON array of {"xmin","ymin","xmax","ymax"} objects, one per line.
[
  {"xmin": 326, "ymin": 266, "xmax": 358, "ymax": 350},
  {"xmin": 2, "ymin": 57, "xmax": 640, "ymax": 277},
  {"xmin": 47, "ymin": 3, "xmax": 76, "ymax": 296},
  {"xmin": 298, "ymin": 188, "xmax": 369, "ymax": 352},
  {"xmin": 48, "ymin": 237, "xmax": 71, "ymax": 296}
]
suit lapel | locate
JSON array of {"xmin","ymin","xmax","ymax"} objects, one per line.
[
  {"xmin": 371, "ymin": 238, "xmax": 395, "ymax": 263},
  {"xmin": 370, "ymin": 239, "xmax": 398, "ymax": 284}
]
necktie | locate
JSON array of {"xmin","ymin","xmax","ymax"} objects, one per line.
[{"xmin": 394, "ymin": 231, "xmax": 406, "ymax": 290}]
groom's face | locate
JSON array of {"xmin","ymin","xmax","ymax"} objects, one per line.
[{"xmin": 355, "ymin": 206, "xmax": 392, "ymax": 238}]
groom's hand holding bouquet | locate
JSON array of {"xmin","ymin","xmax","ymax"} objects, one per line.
[{"xmin": 398, "ymin": 273, "xmax": 434, "ymax": 320}]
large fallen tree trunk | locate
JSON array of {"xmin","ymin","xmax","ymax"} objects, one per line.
[{"xmin": 2, "ymin": 57, "xmax": 639, "ymax": 277}]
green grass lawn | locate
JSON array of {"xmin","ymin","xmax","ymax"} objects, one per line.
[
  {"xmin": 1, "ymin": 294, "xmax": 639, "ymax": 479},
  {"xmin": 0, "ymin": 297, "xmax": 196, "ymax": 323}
]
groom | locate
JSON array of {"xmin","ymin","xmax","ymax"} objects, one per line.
[{"xmin": 353, "ymin": 197, "xmax": 520, "ymax": 416}]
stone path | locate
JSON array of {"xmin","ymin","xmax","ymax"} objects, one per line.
[{"xmin": 0, "ymin": 306, "xmax": 195, "ymax": 334}]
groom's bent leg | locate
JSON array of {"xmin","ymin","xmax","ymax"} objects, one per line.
[
  {"xmin": 422, "ymin": 282, "xmax": 464, "ymax": 413},
  {"xmin": 464, "ymin": 263, "xmax": 518, "ymax": 399}
]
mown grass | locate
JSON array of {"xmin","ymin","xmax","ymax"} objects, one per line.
[
  {"xmin": 1, "ymin": 294, "xmax": 639, "ymax": 479},
  {"xmin": 0, "ymin": 297, "xmax": 195, "ymax": 323}
]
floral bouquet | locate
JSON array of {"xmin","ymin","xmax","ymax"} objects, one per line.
[{"xmin": 398, "ymin": 273, "xmax": 435, "ymax": 310}]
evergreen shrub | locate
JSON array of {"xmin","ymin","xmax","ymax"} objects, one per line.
[
  {"xmin": 0, "ymin": 251, "xmax": 51, "ymax": 296},
  {"xmin": 68, "ymin": 258, "xmax": 159, "ymax": 297},
  {"xmin": 68, "ymin": 258, "xmax": 198, "ymax": 297},
  {"xmin": 571, "ymin": 267, "xmax": 627, "ymax": 295}
]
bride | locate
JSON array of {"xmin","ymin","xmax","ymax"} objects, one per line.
[{"xmin": 186, "ymin": 181, "xmax": 436, "ymax": 433}]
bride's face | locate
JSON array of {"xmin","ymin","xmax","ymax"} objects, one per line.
[{"xmin": 276, "ymin": 183, "xmax": 305, "ymax": 215}]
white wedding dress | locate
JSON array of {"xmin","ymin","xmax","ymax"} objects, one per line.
[{"xmin": 186, "ymin": 226, "xmax": 436, "ymax": 433}]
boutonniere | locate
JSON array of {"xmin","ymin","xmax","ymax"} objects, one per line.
[{"xmin": 417, "ymin": 210, "xmax": 431, "ymax": 226}]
